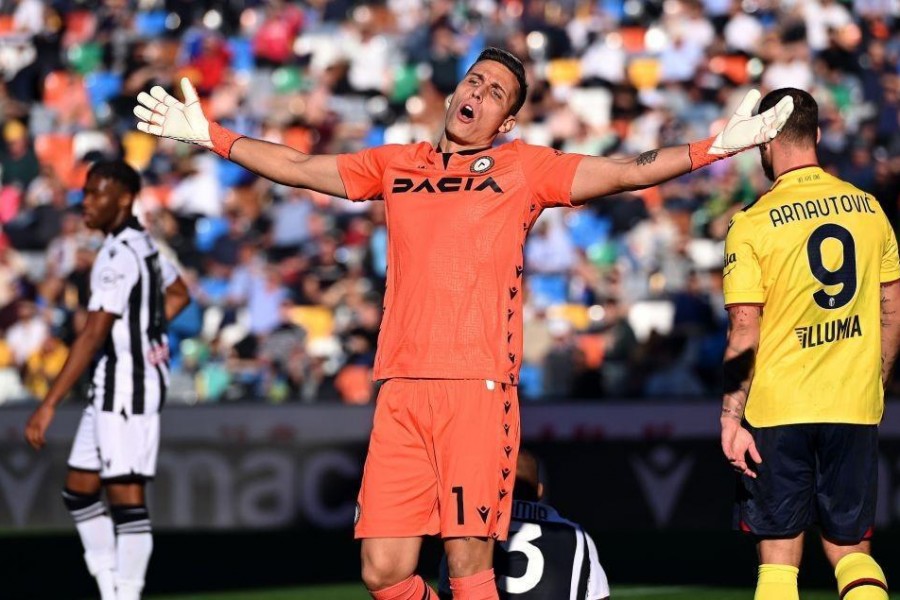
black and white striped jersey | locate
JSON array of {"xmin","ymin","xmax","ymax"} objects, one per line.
[
  {"xmin": 439, "ymin": 499, "xmax": 610, "ymax": 599},
  {"xmin": 87, "ymin": 218, "xmax": 177, "ymax": 416}
]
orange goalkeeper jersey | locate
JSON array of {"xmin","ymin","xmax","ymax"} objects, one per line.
[{"xmin": 337, "ymin": 140, "xmax": 585, "ymax": 384}]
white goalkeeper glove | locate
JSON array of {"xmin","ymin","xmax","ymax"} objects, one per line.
[
  {"xmin": 133, "ymin": 77, "xmax": 212, "ymax": 148},
  {"xmin": 689, "ymin": 89, "xmax": 794, "ymax": 169},
  {"xmin": 712, "ymin": 89, "xmax": 794, "ymax": 153}
]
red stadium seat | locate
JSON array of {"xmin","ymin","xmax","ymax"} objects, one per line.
[
  {"xmin": 63, "ymin": 11, "xmax": 96, "ymax": 47},
  {"xmin": 43, "ymin": 71, "xmax": 85, "ymax": 110},
  {"xmin": 34, "ymin": 133, "xmax": 76, "ymax": 188}
]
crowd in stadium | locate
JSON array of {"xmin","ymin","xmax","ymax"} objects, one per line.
[{"xmin": 0, "ymin": 0, "xmax": 897, "ymax": 404}]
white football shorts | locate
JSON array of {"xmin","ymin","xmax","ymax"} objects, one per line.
[{"xmin": 67, "ymin": 404, "xmax": 160, "ymax": 480}]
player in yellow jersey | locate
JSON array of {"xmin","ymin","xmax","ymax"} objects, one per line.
[{"xmin": 720, "ymin": 87, "xmax": 900, "ymax": 600}]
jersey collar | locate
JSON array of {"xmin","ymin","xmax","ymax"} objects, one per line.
[
  {"xmin": 769, "ymin": 164, "xmax": 822, "ymax": 191},
  {"xmin": 434, "ymin": 145, "xmax": 493, "ymax": 169},
  {"xmin": 109, "ymin": 216, "xmax": 144, "ymax": 239}
]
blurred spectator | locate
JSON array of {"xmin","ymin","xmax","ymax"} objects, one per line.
[
  {"xmin": 598, "ymin": 297, "xmax": 638, "ymax": 398},
  {"xmin": 6, "ymin": 300, "xmax": 49, "ymax": 366},
  {"xmin": 1, "ymin": 120, "xmax": 39, "ymax": 190},
  {"xmin": 23, "ymin": 334, "xmax": 67, "ymax": 399},
  {"xmin": 0, "ymin": 0, "xmax": 897, "ymax": 403}
]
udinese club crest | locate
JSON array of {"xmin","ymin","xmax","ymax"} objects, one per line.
[{"xmin": 470, "ymin": 156, "xmax": 494, "ymax": 173}]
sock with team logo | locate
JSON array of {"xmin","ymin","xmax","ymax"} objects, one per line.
[
  {"xmin": 836, "ymin": 553, "xmax": 888, "ymax": 600},
  {"xmin": 449, "ymin": 568, "xmax": 498, "ymax": 600},
  {"xmin": 369, "ymin": 574, "xmax": 438, "ymax": 599},
  {"xmin": 111, "ymin": 504, "xmax": 154, "ymax": 600},
  {"xmin": 62, "ymin": 488, "xmax": 117, "ymax": 600},
  {"xmin": 755, "ymin": 564, "xmax": 799, "ymax": 600}
]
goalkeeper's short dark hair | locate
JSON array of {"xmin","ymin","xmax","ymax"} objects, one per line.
[
  {"xmin": 471, "ymin": 47, "xmax": 528, "ymax": 116},
  {"xmin": 759, "ymin": 88, "xmax": 818, "ymax": 148},
  {"xmin": 86, "ymin": 160, "xmax": 142, "ymax": 196}
]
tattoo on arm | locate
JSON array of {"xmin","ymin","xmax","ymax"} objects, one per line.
[{"xmin": 636, "ymin": 150, "xmax": 659, "ymax": 166}]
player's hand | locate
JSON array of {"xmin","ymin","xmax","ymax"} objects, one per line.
[
  {"xmin": 133, "ymin": 77, "xmax": 212, "ymax": 149},
  {"xmin": 709, "ymin": 89, "xmax": 794, "ymax": 155},
  {"xmin": 720, "ymin": 417, "xmax": 762, "ymax": 478},
  {"xmin": 24, "ymin": 404, "xmax": 56, "ymax": 450}
]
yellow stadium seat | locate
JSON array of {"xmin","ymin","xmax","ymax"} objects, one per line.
[
  {"xmin": 288, "ymin": 305, "xmax": 334, "ymax": 341},
  {"xmin": 627, "ymin": 57, "xmax": 661, "ymax": 90},
  {"xmin": 547, "ymin": 304, "xmax": 590, "ymax": 331},
  {"xmin": 122, "ymin": 130, "xmax": 158, "ymax": 171},
  {"xmin": 546, "ymin": 59, "xmax": 582, "ymax": 87}
]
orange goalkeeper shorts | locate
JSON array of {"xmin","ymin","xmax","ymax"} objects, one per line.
[{"xmin": 354, "ymin": 378, "xmax": 520, "ymax": 541}]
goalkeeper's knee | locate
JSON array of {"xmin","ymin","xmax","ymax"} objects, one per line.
[{"xmin": 836, "ymin": 553, "xmax": 888, "ymax": 600}]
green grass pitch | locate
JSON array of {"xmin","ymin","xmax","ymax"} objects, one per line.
[{"xmin": 145, "ymin": 583, "xmax": 900, "ymax": 599}]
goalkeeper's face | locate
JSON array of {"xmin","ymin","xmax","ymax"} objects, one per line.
[
  {"xmin": 759, "ymin": 141, "xmax": 775, "ymax": 182},
  {"xmin": 443, "ymin": 60, "xmax": 519, "ymax": 149},
  {"xmin": 82, "ymin": 175, "xmax": 131, "ymax": 233}
]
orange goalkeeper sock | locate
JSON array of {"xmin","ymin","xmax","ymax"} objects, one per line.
[
  {"xmin": 369, "ymin": 574, "xmax": 438, "ymax": 599},
  {"xmin": 449, "ymin": 569, "xmax": 498, "ymax": 600}
]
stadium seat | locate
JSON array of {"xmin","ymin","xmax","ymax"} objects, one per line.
[
  {"xmin": 709, "ymin": 54, "xmax": 749, "ymax": 86},
  {"xmin": 194, "ymin": 216, "xmax": 230, "ymax": 253},
  {"xmin": 566, "ymin": 210, "xmax": 611, "ymax": 250},
  {"xmin": 63, "ymin": 11, "xmax": 96, "ymax": 48},
  {"xmin": 335, "ymin": 364, "xmax": 373, "ymax": 404},
  {"xmin": 122, "ymin": 131, "xmax": 158, "ymax": 171},
  {"xmin": 228, "ymin": 37, "xmax": 255, "ymax": 73},
  {"xmin": 85, "ymin": 72, "xmax": 123, "ymax": 112},
  {"xmin": 282, "ymin": 127, "xmax": 313, "ymax": 154},
  {"xmin": 546, "ymin": 59, "xmax": 582, "ymax": 88},
  {"xmin": 73, "ymin": 130, "xmax": 112, "ymax": 161},
  {"xmin": 287, "ymin": 305, "xmax": 334, "ymax": 341},
  {"xmin": 364, "ymin": 125, "xmax": 386, "ymax": 148},
  {"xmin": 34, "ymin": 133, "xmax": 75, "ymax": 186},
  {"xmin": 272, "ymin": 66, "xmax": 304, "ymax": 94},
  {"xmin": 528, "ymin": 273, "xmax": 568, "ymax": 305},
  {"xmin": 577, "ymin": 333, "xmax": 605, "ymax": 368},
  {"xmin": 518, "ymin": 363, "xmax": 543, "ymax": 400},
  {"xmin": 0, "ymin": 186, "xmax": 21, "ymax": 224},
  {"xmin": 547, "ymin": 304, "xmax": 590, "ymax": 331},
  {"xmin": 627, "ymin": 57, "xmax": 661, "ymax": 90},
  {"xmin": 627, "ymin": 300, "xmax": 675, "ymax": 342},
  {"xmin": 134, "ymin": 11, "xmax": 168, "ymax": 38},
  {"xmin": 43, "ymin": 71, "xmax": 84, "ymax": 111},
  {"xmin": 391, "ymin": 64, "xmax": 419, "ymax": 102},
  {"xmin": 459, "ymin": 32, "xmax": 485, "ymax": 78},
  {"xmin": 138, "ymin": 185, "xmax": 171, "ymax": 211},
  {"xmin": 67, "ymin": 42, "xmax": 103, "ymax": 74},
  {"xmin": 217, "ymin": 158, "xmax": 255, "ymax": 188},
  {"xmin": 620, "ymin": 27, "xmax": 646, "ymax": 53}
]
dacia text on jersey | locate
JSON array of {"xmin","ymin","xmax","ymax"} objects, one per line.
[
  {"xmin": 770, "ymin": 194, "xmax": 877, "ymax": 228},
  {"xmin": 391, "ymin": 176, "xmax": 503, "ymax": 194}
]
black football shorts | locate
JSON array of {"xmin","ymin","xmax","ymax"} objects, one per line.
[{"xmin": 734, "ymin": 422, "xmax": 878, "ymax": 543}]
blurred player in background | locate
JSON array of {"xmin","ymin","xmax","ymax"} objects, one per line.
[
  {"xmin": 720, "ymin": 88, "xmax": 900, "ymax": 600},
  {"xmin": 134, "ymin": 47, "xmax": 792, "ymax": 599},
  {"xmin": 438, "ymin": 448, "xmax": 610, "ymax": 600},
  {"xmin": 24, "ymin": 160, "xmax": 190, "ymax": 600}
]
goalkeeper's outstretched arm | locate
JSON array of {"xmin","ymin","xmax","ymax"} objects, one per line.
[
  {"xmin": 568, "ymin": 89, "xmax": 794, "ymax": 204},
  {"xmin": 134, "ymin": 78, "xmax": 348, "ymax": 198}
]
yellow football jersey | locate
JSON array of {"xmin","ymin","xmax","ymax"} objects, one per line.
[{"xmin": 724, "ymin": 166, "xmax": 900, "ymax": 426}]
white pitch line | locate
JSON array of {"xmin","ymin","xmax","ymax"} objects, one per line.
[{"xmin": 615, "ymin": 587, "xmax": 698, "ymax": 597}]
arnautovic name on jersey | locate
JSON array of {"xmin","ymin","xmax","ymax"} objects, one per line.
[{"xmin": 769, "ymin": 194, "xmax": 877, "ymax": 228}]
